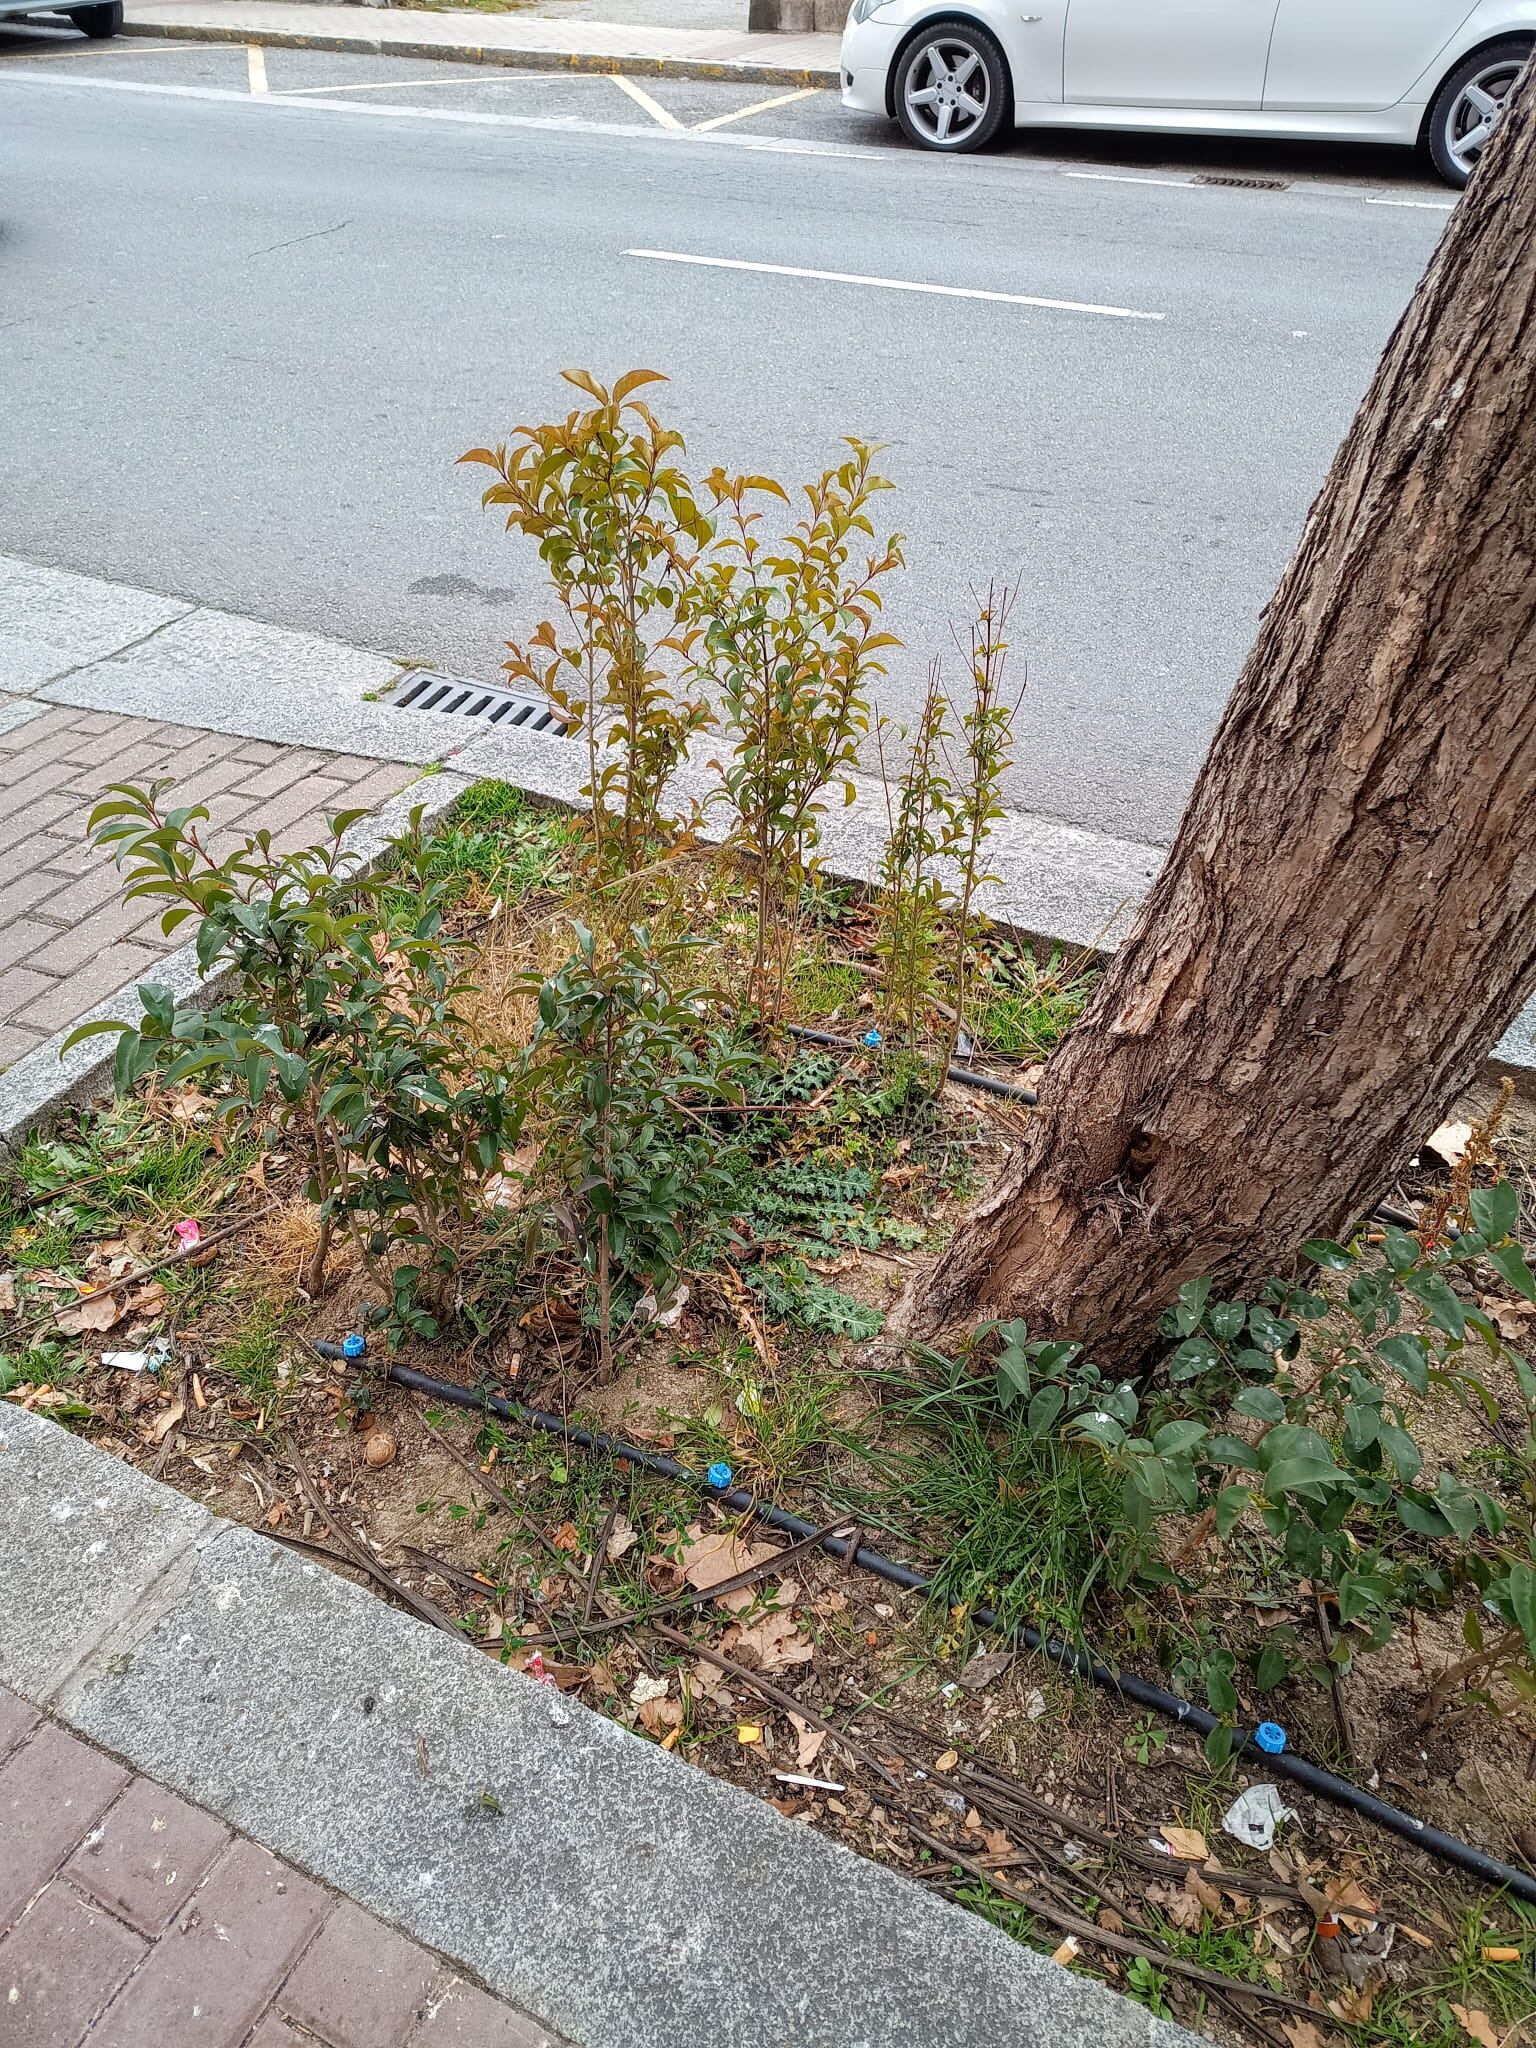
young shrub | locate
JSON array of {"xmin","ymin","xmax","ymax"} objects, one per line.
[
  {"xmin": 462, "ymin": 370, "xmax": 714, "ymax": 878},
  {"xmin": 943, "ymin": 585, "xmax": 1020, "ymax": 1073},
  {"xmin": 697, "ymin": 445, "xmax": 904, "ymax": 1014},
  {"xmin": 65, "ymin": 782, "xmax": 530, "ymax": 1339},
  {"xmin": 874, "ymin": 661, "xmax": 957, "ymax": 1047},
  {"xmin": 523, "ymin": 923, "xmax": 758, "ymax": 1379}
]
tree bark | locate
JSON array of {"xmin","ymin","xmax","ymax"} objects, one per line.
[{"xmin": 919, "ymin": 65, "xmax": 1536, "ymax": 1365}]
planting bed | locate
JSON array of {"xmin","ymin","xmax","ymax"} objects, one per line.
[{"xmin": 5, "ymin": 785, "xmax": 1536, "ymax": 2048}]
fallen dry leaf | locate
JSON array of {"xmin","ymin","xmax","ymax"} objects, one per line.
[
  {"xmin": 606, "ymin": 1514, "xmax": 638, "ymax": 1561},
  {"xmin": 724, "ymin": 1606, "xmax": 813, "ymax": 1674},
  {"xmin": 1160, "ymin": 1825, "xmax": 1209, "ymax": 1863},
  {"xmin": 629, "ymin": 1673, "xmax": 669, "ymax": 1707},
  {"xmin": 151, "ymin": 1398, "xmax": 185, "ymax": 1444},
  {"xmin": 1449, "ymin": 2006, "xmax": 1499, "ymax": 2048},
  {"xmin": 1280, "ymin": 2022, "xmax": 1327, "ymax": 2048},
  {"xmin": 56, "ymin": 1290, "xmax": 131, "ymax": 1336},
  {"xmin": 1426, "ymin": 1119, "xmax": 1474, "ymax": 1167},
  {"xmin": 675, "ymin": 1524, "xmax": 781, "ymax": 1613},
  {"xmin": 957, "ymin": 1648, "xmax": 1012, "ymax": 1691},
  {"xmin": 0, "ymin": 1274, "xmax": 16, "ymax": 1314},
  {"xmin": 787, "ymin": 1713, "xmax": 828, "ymax": 1771},
  {"xmin": 550, "ymin": 1521, "xmax": 581, "ymax": 1554},
  {"xmin": 638, "ymin": 1694, "xmax": 684, "ymax": 1737},
  {"xmin": 1489, "ymin": 1299, "xmax": 1536, "ymax": 1342},
  {"xmin": 1184, "ymin": 1866, "xmax": 1224, "ymax": 1917}
]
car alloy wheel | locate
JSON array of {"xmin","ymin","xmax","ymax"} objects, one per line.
[
  {"xmin": 1443, "ymin": 56, "xmax": 1525, "ymax": 179},
  {"xmin": 902, "ymin": 35, "xmax": 993, "ymax": 148}
]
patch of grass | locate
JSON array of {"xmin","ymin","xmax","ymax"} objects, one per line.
[
  {"xmin": 673, "ymin": 1342, "xmax": 853, "ymax": 1487},
  {"xmin": 417, "ymin": 781, "xmax": 576, "ymax": 907},
  {"xmin": 13, "ymin": 1108, "xmax": 249, "ymax": 1229},
  {"xmin": 212, "ymin": 1299, "xmax": 290, "ymax": 1399},
  {"xmin": 974, "ymin": 944, "xmax": 1096, "ymax": 1060},
  {"xmin": 836, "ymin": 1363, "xmax": 1130, "ymax": 1645},
  {"xmin": 1370, "ymin": 1899, "xmax": 1536, "ymax": 2047},
  {"xmin": 0, "ymin": 1337, "xmax": 76, "ymax": 1394},
  {"xmin": 789, "ymin": 944, "xmax": 866, "ymax": 1021}
]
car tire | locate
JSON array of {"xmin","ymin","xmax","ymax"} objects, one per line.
[
  {"xmin": 1426, "ymin": 37, "xmax": 1532, "ymax": 187},
  {"xmin": 893, "ymin": 17, "xmax": 1009, "ymax": 154},
  {"xmin": 69, "ymin": 1, "xmax": 123, "ymax": 35}
]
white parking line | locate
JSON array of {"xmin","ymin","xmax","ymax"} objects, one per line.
[
  {"xmin": 1366, "ymin": 194, "xmax": 1456, "ymax": 210},
  {"xmin": 609, "ymin": 73, "xmax": 682, "ymax": 130},
  {"xmin": 275, "ymin": 72, "xmax": 544, "ymax": 97},
  {"xmin": 626, "ymin": 248, "xmax": 1163, "ymax": 319},
  {"xmin": 1066, "ymin": 170, "xmax": 1195, "ymax": 189},
  {"xmin": 246, "ymin": 44, "xmax": 267, "ymax": 96}
]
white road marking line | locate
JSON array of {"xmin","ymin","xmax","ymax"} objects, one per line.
[
  {"xmin": 1065, "ymin": 170, "xmax": 1194, "ymax": 188},
  {"xmin": 608, "ymin": 72, "xmax": 682, "ymax": 130},
  {"xmin": 246, "ymin": 44, "xmax": 267, "ymax": 95},
  {"xmin": 0, "ymin": 39, "xmax": 202, "ymax": 61},
  {"xmin": 1366, "ymin": 194, "xmax": 1455, "ymax": 210},
  {"xmin": 693, "ymin": 85, "xmax": 821, "ymax": 133},
  {"xmin": 626, "ymin": 247, "xmax": 1163, "ymax": 320},
  {"xmin": 274, "ymin": 72, "xmax": 535, "ymax": 96}
]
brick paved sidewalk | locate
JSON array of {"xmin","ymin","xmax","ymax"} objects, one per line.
[
  {"xmin": 0, "ymin": 704, "xmax": 414, "ymax": 1075},
  {"xmin": 0, "ymin": 1688, "xmax": 562, "ymax": 2048}
]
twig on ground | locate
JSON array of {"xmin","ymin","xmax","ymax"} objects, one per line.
[
  {"xmin": 413, "ymin": 1401, "xmax": 570, "ymax": 1568},
  {"xmin": 397, "ymin": 1545, "xmax": 507, "ymax": 1599},
  {"xmin": 280, "ymin": 1433, "xmax": 462, "ymax": 1638},
  {"xmin": 14, "ymin": 1211, "xmax": 267, "ymax": 1339},
  {"xmin": 1314, "ymin": 1590, "xmax": 1361, "ymax": 1769},
  {"xmin": 585, "ymin": 1506, "xmax": 619, "ymax": 1624},
  {"xmin": 653, "ymin": 1622, "xmax": 907, "ymax": 1795},
  {"xmin": 518, "ymin": 1517, "xmax": 856, "ymax": 1650}
]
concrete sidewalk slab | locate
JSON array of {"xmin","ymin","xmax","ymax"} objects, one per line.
[
  {"xmin": 121, "ymin": 0, "xmax": 843, "ymax": 83},
  {"xmin": 0, "ymin": 1683, "xmax": 564, "ymax": 2046},
  {"xmin": 0, "ymin": 1403, "xmax": 1203, "ymax": 2048}
]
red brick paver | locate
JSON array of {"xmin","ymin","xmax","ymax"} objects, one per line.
[
  {"xmin": 0, "ymin": 708, "xmax": 414, "ymax": 1072},
  {"xmin": 0, "ymin": 1692, "xmax": 566, "ymax": 2048}
]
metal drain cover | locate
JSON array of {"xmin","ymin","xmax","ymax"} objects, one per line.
[
  {"xmin": 1194, "ymin": 173, "xmax": 1290, "ymax": 189},
  {"xmin": 394, "ymin": 670, "xmax": 570, "ymax": 735}
]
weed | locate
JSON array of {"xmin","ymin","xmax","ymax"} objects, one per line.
[
  {"xmin": 414, "ymin": 783, "xmax": 575, "ymax": 907},
  {"xmin": 788, "ymin": 944, "xmax": 866, "ymax": 1022},
  {"xmin": 974, "ymin": 944, "xmax": 1095, "ymax": 1060},
  {"xmin": 213, "ymin": 1299, "xmax": 290, "ymax": 1400}
]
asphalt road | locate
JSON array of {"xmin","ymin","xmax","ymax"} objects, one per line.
[{"xmin": 0, "ymin": 32, "xmax": 1450, "ymax": 842}]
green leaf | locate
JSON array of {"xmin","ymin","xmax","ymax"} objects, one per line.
[
  {"xmin": 1254, "ymin": 1642, "xmax": 1288, "ymax": 1690},
  {"xmin": 1487, "ymin": 1242, "xmax": 1536, "ymax": 1303},
  {"xmin": 1403, "ymin": 1269, "xmax": 1465, "ymax": 1338},
  {"xmin": 1153, "ymin": 1419, "xmax": 1207, "ymax": 1457},
  {"xmin": 1397, "ymin": 1495, "xmax": 1452, "ymax": 1538},
  {"xmin": 1507, "ymin": 1563, "xmax": 1536, "ymax": 1657},
  {"xmin": 1382, "ymin": 1226, "xmax": 1421, "ymax": 1274},
  {"xmin": 1264, "ymin": 1455, "xmax": 1349, "ymax": 1496},
  {"xmin": 1303, "ymin": 1238, "xmax": 1355, "ymax": 1271},
  {"xmin": 61, "ymin": 1016, "xmax": 132, "ymax": 1053},
  {"xmin": 1214, "ymin": 1485, "xmax": 1251, "ymax": 1538},
  {"xmin": 1377, "ymin": 1334, "xmax": 1430, "ymax": 1394},
  {"xmin": 1377, "ymin": 1422, "xmax": 1422, "ymax": 1484},
  {"xmin": 1208, "ymin": 1300, "xmax": 1247, "ymax": 1342},
  {"xmin": 1471, "ymin": 1179, "xmax": 1519, "ymax": 1244},
  {"xmin": 1026, "ymin": 1384, "xmax": 1066, "ymax": 1436},
  {"xmin": 1233, "ymin": 1385, "xmax": 1286, "ymax": 1424}
]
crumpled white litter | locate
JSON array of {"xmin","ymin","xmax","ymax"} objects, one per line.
[{"xmin": 1222, "ymin": 1783, "xmax": 1296, "ymax": 1851}]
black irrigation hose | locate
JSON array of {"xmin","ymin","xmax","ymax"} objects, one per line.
[
  {"xmin": 786, "ymin": 1022, "xmax": 1038, "ymax": 1104},
  {"xmin": 788, "ymin": 1026, "xmax": 1457, "ymax": 1239},
  {"xmin": 311, "ymin": 1345, "xmax": 1536, "ymax": 1907}
]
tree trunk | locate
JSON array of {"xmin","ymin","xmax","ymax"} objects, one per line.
[{"xmin": 919, "ymin": 66, "xmax": 1536, "ymax": 1365}]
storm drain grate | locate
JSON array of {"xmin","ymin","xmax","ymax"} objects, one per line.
[
  {"xmin": 394, "ymin": 670, "xmax": 570, "ymax": 734},
  {"xmin": 1193, "ymin": 173, "xmax": 1291, "ymax": 189}
]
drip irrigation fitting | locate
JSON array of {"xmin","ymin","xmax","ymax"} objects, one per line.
[
  {"xmin": 311, "ymin": 1340, "xmax": 1536, "ymax": 1907},
  {"xmin": 785, "ymin": 1022, "xmax": 1037, "ymax": 1104}
]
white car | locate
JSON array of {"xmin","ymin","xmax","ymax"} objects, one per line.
[
  {"xmin": 840, "ymin": 0, "xmax": 1533, "ymax": 183},
  {"xmin": 0, "ymin": 1, "xmax": 122, "ymax": 33}
]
